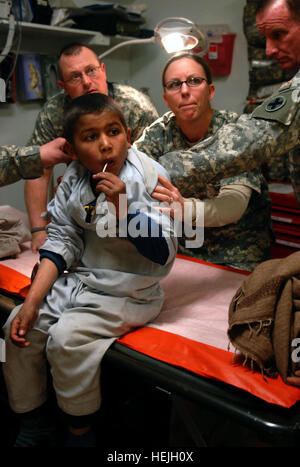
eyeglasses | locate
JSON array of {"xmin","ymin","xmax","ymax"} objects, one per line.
[
  {"xmin": 63, "ymin": 66, "xmax": 101, "ymax": 86},
  {"xmin": 164, "ymin": 76, "xmax": 207, "ymax": 92}
]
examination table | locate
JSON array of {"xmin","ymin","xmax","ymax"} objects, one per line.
[{"xmin": 1, "ymin": 205, "xmax": 300, "ymax": 447}]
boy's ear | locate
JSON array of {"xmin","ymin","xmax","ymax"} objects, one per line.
[{"xmin": 64, "ymin": 141, "xmax": 79, "ymax": 160}]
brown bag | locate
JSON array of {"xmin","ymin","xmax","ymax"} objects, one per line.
[{"xmin": 228, "ymin": 251, "xmax": 300, "ymax": 383}]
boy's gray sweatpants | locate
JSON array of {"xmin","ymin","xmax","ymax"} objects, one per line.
[{"xmin": 2, "ymin": 273, "xmax": 162, "ymax": 416}]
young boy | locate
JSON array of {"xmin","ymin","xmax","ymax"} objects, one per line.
[{"xmin": 2, "ymin": 94, "xmax": 177, "ymax": 447}]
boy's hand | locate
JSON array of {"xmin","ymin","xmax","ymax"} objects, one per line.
[
  {"xmin": 10, "ymin": 304, "xmax": 38, "ymax": 347},
  {"xmin": 93, "ymin": 172, "xmax": 128, "ymax": 219}
]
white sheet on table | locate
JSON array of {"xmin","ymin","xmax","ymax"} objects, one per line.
[{"xmin": 151, "ymin": 257, "xmax": 245, "ymax": 352}]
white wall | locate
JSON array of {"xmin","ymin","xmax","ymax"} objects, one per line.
[{"xmin": 0, "ymin": 0, "xmax": 248, "ymax": 211}]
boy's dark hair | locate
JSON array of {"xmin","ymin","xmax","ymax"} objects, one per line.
[
  {"xmin": 63, "ymin": 93, "xmax": 128, "ymax": 143},
  {"xmin": 162, "ymin": 52, "xmax": 213, "ymax": 88}
]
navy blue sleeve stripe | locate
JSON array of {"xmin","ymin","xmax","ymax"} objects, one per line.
[
  {"xmin": 39, "ymin": 249, "xmax": 67, "ymax": 274},
  {"xmin": 126, "ymin": 213, "xmax": 169, "ymax": 265}
]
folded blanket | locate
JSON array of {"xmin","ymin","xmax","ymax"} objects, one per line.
[
  {"xmin": 0, "ymin": 212, "xmax": 31, "ymax": 259},
  {"xmin": 228, "ymin": 251, "xmax": 300, "ymax": 383}
]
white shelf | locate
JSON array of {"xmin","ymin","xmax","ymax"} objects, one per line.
[
  {"xmin": 1, "ymin": 19, "xmax": 110, "ymax": 43},
  {"xmin": 0, "ymin": 18, "xmax": 116, "ymax": 54}
]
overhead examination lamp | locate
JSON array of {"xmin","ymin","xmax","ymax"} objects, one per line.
[{"xmin": 98, "ymin": 17, "xmax": 209, "ymax": 60}]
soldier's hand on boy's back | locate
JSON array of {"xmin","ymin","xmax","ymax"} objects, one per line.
[{"xmin": 93, "ymin": 171, "xmax": 128, "ymax": 219}]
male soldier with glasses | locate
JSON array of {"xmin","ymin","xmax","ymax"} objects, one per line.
[{"xmin": 25, "ymin": 43, "xmax": 159, "ymax": 252}]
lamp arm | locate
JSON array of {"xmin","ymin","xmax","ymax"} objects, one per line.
[{"xmin": 98, "ymin": 36, "xmax": 156, "ymax": 60}]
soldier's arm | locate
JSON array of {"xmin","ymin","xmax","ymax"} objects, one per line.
[
  {"xmin": 127, "ymin": 92, "xmax": 159, "ymax": 142},
  {"xmin": 28, "ymin": 102, "xmax": 59, "ymax": 146},
  {"xmin": 25, "ymin": 168, "xmax": 54, "ymax": 252},
  {"xmin": 130, "ymin": 104, "xmax": 159, "ymax": 142},
  {"xmin": 134, "ymin": 118, "xmax": 168, "ymax": 162},
  {"xmin": 26, "ymin": 136, "xmax": 70, "ymax": 253},
  {"xmin": 24, "ymin": 171, "xmax": 51, "ymax": 252},
  {"xmin": 159, "ymin": 75, "xmax": 300, "ymax": 199},
  {"xmin": 0, "ymin": 138, "xmax": 69, "ymax": 188},
  {"xmin": 0, "ymin": 145, "xmax": 43, "ymax": 187},
  {"xmin": 26, "ymin": 104, "xmax": 62, "ymax": 250},
  {"xmin": 288, "ymin": 148, "xmax": 300, "ymax": 204},
  {"xmin": 152, "ymin": 175, "xmax": 252, "ymax": 227}
]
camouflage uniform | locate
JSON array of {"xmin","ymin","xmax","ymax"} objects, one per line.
[
  {"xmin": 0, "ymin": 145, "xmax": 42, "ymax": 187},
  {"xmin": 135, "ymin": 110, "xmax": 272, "ymax": 270},
  {"xmin": 243, "ymin": 1, "xmax": 294, "ymax": 183},
  {"xmin": 156, "ymin": 70, "xmax": 300, "ymax": 202},
  {"xmin": 28, "ymin": 83, "xmax": 159, "ymax": 146}
]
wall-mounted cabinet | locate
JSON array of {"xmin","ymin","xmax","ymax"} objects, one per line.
[{"xmin": 0, "ymin": 18, "xmax": 132, "ymax": 55}]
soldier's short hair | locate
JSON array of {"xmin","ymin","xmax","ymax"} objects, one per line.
[
  {"xmin": 257, "ymin": 0, "xmax": 300, "ymax": 23},
  {"xmin": 63, "ymin": 93, "xmax": 127, "ymax": 144},
  {"xmin": 161, "ymin": 52, "xmax": 212, "ymax": 88},
  {"xmin": 57, "ymin": 43, "xmax": 101, "ymax": 80}
]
